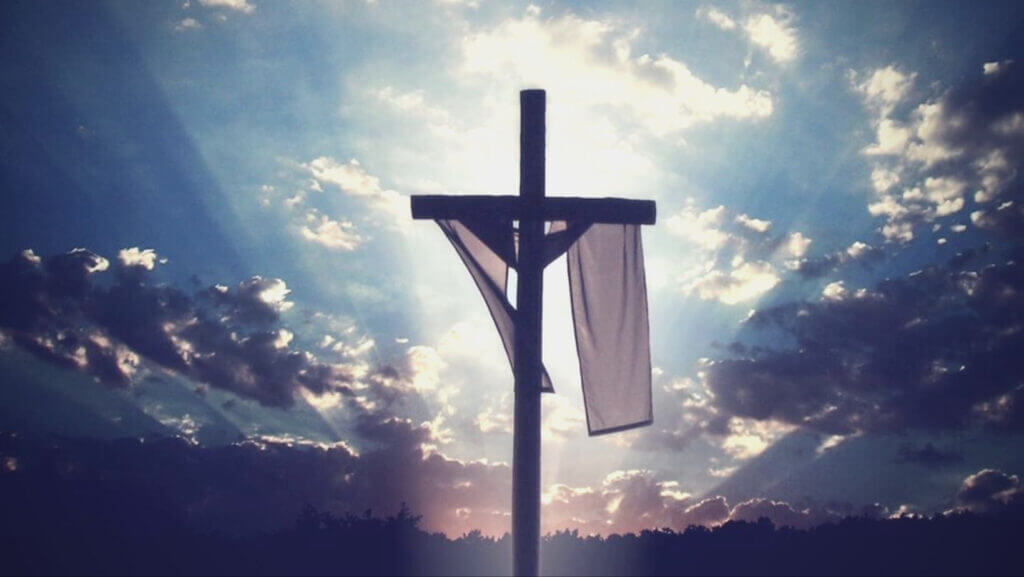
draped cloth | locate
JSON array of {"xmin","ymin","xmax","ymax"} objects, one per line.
[
  {"xmin": 436, "ymin": 219, "xmax": 652, "ymax": 436},
  {"xmin": 564, "ymin": 223, "xmax": 652, "ymax": 435},
  {"xmin": 437, "ymin": 220, "xmax": 554, "ymax": 392}
]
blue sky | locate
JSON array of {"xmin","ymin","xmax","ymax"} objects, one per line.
[{"xmin": 2, "ymin": 0, "xmax": 1024, "ymax": 537}]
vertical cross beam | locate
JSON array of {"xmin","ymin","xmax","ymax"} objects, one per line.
[{"xmin": 513, "ymin": 89, "xmax": 545, "ymax": 577}]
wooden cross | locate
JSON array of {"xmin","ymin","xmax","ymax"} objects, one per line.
[{"xmin": 411, "ymin": 90, "xmax": 656, "ymax": 577}]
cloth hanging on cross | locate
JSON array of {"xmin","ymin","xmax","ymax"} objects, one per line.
[{"xmin": 437, "ymin": 218, "xmax": 653, "ymax": 436}]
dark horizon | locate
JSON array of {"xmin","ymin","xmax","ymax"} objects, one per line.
[{"xmin": 2, "ymin": 433, "xmax": 1022, "ymax": 576}]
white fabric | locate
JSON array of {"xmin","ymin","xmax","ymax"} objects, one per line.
[
  {"xmin": 437, "ymin": 220, "xmax": 553, "ymax": 392},
  {"xmin": 568, "ymin": 223, "xmax": 652, "ymax": 435}
]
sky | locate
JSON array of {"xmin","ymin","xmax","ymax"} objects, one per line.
[{"xmin": 2, "ymin": 0, "xmax": 1024, "ymax": 538}]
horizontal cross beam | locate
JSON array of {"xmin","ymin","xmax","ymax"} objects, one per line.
[{"xmin": 410, "ymin": 195, "xmax": 657, "ymax": 225}]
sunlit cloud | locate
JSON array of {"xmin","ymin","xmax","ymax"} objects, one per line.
[
  {"xmin": 118, "ymin": 247, "xmax": 163, "ymax": 270},
  {"xmin": 300, "ymin": 212, "xmax": 363, "ymax": 251},
  {"xmin": 696, "ymin": 6, "xmax": 737, "ymax": 31},
  {"xmin": 743, "ymin": 8, "xmax": 799, "ymax": 64},
  {"xmin": 197, "ymin": 0, "xmax": 254, "ymax": 14}
]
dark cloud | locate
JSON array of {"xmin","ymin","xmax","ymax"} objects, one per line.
[
  {"xmin": 790, "ymin": 253, "xmax": 842, "ymax": 279},
  {"xmin": 932, "ymin": 61, "xmax": 1024, "ymax": 167},
  {"xmin": 946, "ymin": 243, "xmax": 993, "ymax": 270},
  {"xmin": 677, "ymin": 496, "xmax": 731, "ymax": 528},
  {"xmin": 955, "ymin": 469, "xmax": 1024, "ymax": 514},
  {"xmin": 0, "ymin": 247, "xmax": 514, "ymax": 536},
  {"xmin": 946, "ymin": 64, "xmax": 1024, "ymax": 243},
  {"xmin": 706, "ymin": 253, "xmax": 1024, "ymax": 434},
  {"xmin": 43, "ymin": 248, "xmax": 110, "ymax": 298},
  {"xmin": 0, "ymin": 420, "xmax": 509, "ymax": 538},
  {"xmin": 941, "ymin": 64, "xmax": 1024, "ymax": 223},
  {"xmin": 728, "ymin": 498, "xmax": 838, "ymax": 530},
  {"xmin": 895, "ymin": 443, "xmax": 964, "ymax": 468},
  {"xmin": 0, "ymin": 248, "xmax": 354, "ymax": 408},
  {"xmin": 202, "ymin": 276, "xmax": 292, "ymax": 325},
  {"xmin": 541, "ymin": 470, "xmax": 852, "ymax": 535},
  {"xmin": 972, "ymin": 200, "xmax": 1024, "ymax": 245},
  {"xmin": 705, "ymin": 63, "xmax": 1024, "ymax": 438},
  {"xmin": 974, "ymin": 384, "xmax": 1024, "ymax": 431},
  {"xmin": 6, "ymin": 429, "xmax": 1014, "ymax": 540},
  {"xmin": 857, "ymin": 502, "xmax": 892, "ymax": 520},
  {"xmin": 859, "ymin": 59, "xmax": 1024, "ymax": 243},
  {"xmin": 791, "ymin": 242, "xmax": 885, "ymax": 280}
]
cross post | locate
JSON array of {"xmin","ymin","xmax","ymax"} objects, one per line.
[
  {"xmin": 512, "ymin": 88, "xmax": 545, "ymax": 577},
  {"xmin": 411, "ymin": 90, "xmax": 655, "ymax": 577}
]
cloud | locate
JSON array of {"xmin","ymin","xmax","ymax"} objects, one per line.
[
  {"xmin": 0, "ymin": 415, "xmax": 922, "ymax": 539},
  {"xmin": 0, "ymin": 248, "xmax": 356, "ymax": 408},
  {"xmin": 118, "ymin": 247, "xmax": 162, "ymax": 270},
  {"xmin": 541, "ymin": 469, "xmax": 845, "ymax": 535},
  {"xmin": 543, "ymin": 470, "xmax": 709, "ymax": 535},
  {"xmin": 349, "ymin": 6, "xmax": 777, "ymax": 204},
  {"xmin": 665, "ymin": 200, "xmax": 812, "ymax": 305},
  {"xmin": 405, "ymin": 345, "xmax": 445, "ymax": 393},
  {"xmin": 300, "ymin": 212, "xmax": 363, "ymax": 251},
  {"xmin": 460, "ymin": 12, "xmax": 773, "ymax": 138},
  {"xmin": 955, "ymin": 469, "xmax": 1024, "ymax": 514},
  {"xmin": 666, "ymin": 204, "xmax": 731, "ymax": 251},
  {"xmin": 853, "ymin": 60, "xmax": 1024, "ymax": 244},
  {"xmin": 0, "ymin": 247, "xmax": 532, "ymax": 535},
  {"xmin": 789, "ymin": 240, "xmax": 883, "ymax": 280},
  {"xmin": 0, "ymin": 417, "xmax": 513, "ymax": 538},
  {"xmin": 256, "ymin": 157, "xmax": 412, "ymax": 253},
  {"xmin": 871, "ymin": 165, "xmax": 901, "ymax": 193},
  {"xmin": 10, "ymin": 430, "xmax": 851, "ymax": 539},
  {"xmin": 845, "ymin": 241, "xmax": 879, "ymax": 259},
  {"xmin": 728, "ymin": 498, "xmax": 833, "ymax": 529},
  {"xmin": 983, "ymin": 60, "xmax": 1014, "ymax": 76},
  {"xmin": 261, "ymin": 157, "xmax": 406, "ymax": 250},
  {"xmin": 697, "ymin": 5, "xmax": 799, "ymax": 65},
  {"xmin": 855, "ymin": 65, "xmax": 915, "ymax": 116},
  {"xmin": 8, "ymin": 414, "xmax": 842, "ymax": 538},
  {"xmin": 708, "ymin": 466, "xmax": 739, "ymax": 478},
  {"xmin": 474, "ymin": 392, "xmax": 512, "ymax": 435},
  {"xmin": 704, "ymin": 250, "xmax": 1024, "ymax": 435},
  {"xmin": 374, "ymin": 86, "xmax": 452, "ymax": 128},
  {"xmin": 973, "ymin": 384, "xmax": 1024, "ymax": 431},
  {"xmin": 721, "ymin": 417, "xmax": 794, "ymax": 460},
  {"xmin": 684, "ymin": 259, "xmax": 780, "ymax": 305},
  {"xmin": 697, "ymin": 6, "xmax": 737, "ymax": 31},
  {"xmin": 743, "ymin": 8, "xmax": 799, "ymax": 64},
  {"xmin": 19, "ymin": 248, "xmax": 41, "ymax": 265},
  {"xmin": 735, "ymin": 213, "xmax": 772, "ymax": 233},
  {"xmin": 864, "ymin": 119, "xmax": 912, "ymax": 156},
  {"xmin": 779, "ymin": 232, "xmax": 811, "ymax": 258},
  {"xmin": 206, "ymin": 275, "xmax": 294, "ymax": 324},
  {"xmin": 197, "ymin": 0, "xmax": 255, "ymax": 14},
  {"xmin": 895, "ymin": 443, "xmax": 964, "ymax": 468},
  {"xmin": 821, "ymin": 280, "xmax": 847, "ymax": 301},
  {"xmin": 174, "ymin": 17, "xmax": 202, "ymax": 32},
  {"xmin": 434, "ymin": 0, "xmax": 480, "ymax": 8},
  {"xmin": 305, "ymin": 157, "xmax": 406, "ymax": 226},
  {"xmin": 542, "ymin": 395, "xmax": 586, "ymax": 439},
  {"xmin": 971, "ymin": 199, "xmax": 1024, "ymax": 245},
  {"xmin": 307, "ymin": 157, "xmax": 385, "ymax": 199}
]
